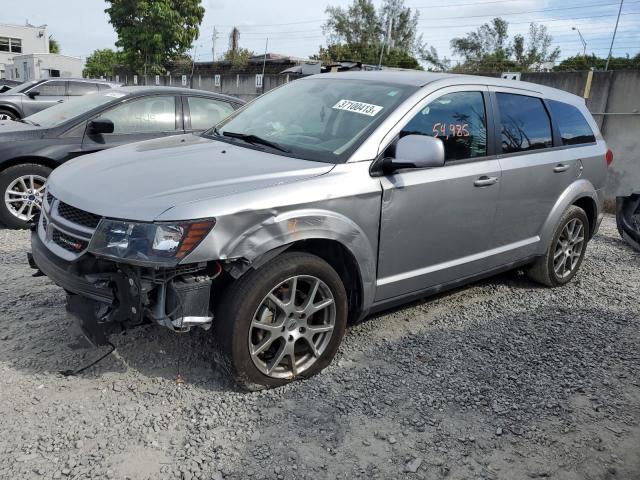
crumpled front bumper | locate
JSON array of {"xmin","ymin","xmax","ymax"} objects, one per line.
[
  {"xmin": 30, "ymin": 230, "xmax": 112, "ymax": 303},
  {"xmin": 30, "ymin": 230, "xmax": 122, "ymax": 345}
]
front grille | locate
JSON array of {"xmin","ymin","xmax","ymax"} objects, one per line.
[
  {"xmin": 57, "ymin": 202, "xmax": 102, "ymax": 229},
  {"xmin": 46, "ymin": 192, "xmax": 55, "ymax": 206},
  {"xmin": 52, "ymin": 230, "xmax": 89, "ymax": 253}
]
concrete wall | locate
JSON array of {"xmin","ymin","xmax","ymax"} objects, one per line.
[
  {"xmin": 115, "ymin": 70, "xmax": 639, "ymax": 201},
  {"xmin": 0, "ymin": 23, "xmax": 49, "ymax": 79}
]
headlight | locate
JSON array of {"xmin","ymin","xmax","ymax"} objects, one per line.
[{"xmin": 89, "ymin": 218, "xmax": 215, "ymax": 266}]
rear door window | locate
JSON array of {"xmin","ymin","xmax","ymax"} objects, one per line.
[
  {"xmin": 187, "ymin": 96, "xmax": 235, "ymax": 130},
  {"xmin": 496, "ymin": 93, "xmax": 553, "ymax": 153},
  {"xmin": 68, "ymin": 81, "xmax": 100, "ymax": 96},
  {"xmin": 547, "ymin": 100, "xmax": 596, "ymax": 145},
  {"xmin": 400, "ymin": 91, "xmax": 487, "ymax": 161}
]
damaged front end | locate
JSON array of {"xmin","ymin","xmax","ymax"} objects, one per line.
[{"xmin": 29, "ymin": 196, "xmax": 221, "ymax": 346}]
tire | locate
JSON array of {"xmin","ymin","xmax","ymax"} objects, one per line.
[
  {"xmin": 214, "ymin": 252, "xmax": 348, "ymax": 390},
  {"xmin": 527, "ymin": 205, "xmax": 589, "ymax": 287},
  {"xmin": 0, "ymin": 108, "xmax": 18, "ymax": 121},
  {"xmin": 0, "ymin": 163, "xmax": 52, "ymax": 229}
]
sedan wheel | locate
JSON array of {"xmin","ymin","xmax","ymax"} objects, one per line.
[
  {"xmin": 249, "ymin": 275, "xmax": 336, "ymax": 378},
  {"xmin": 4, "ymin": 174, "xmax": 47, "ymax": 222}
]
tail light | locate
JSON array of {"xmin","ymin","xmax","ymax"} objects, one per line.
[{"xmin": 605, "ymin": 149, "xmax": 614, "ymax": 167}]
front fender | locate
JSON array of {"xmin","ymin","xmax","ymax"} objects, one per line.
[
  {"xmin": 538, "ymin": 179, "xmax": 601, "ymax": 253},
  {"xmin": 0, "ymin": 102, "xmax": 23, "ymax": 118},
  {"xmin": 186, "ymin": 208, "xmax": 378, "ymax": 314}
]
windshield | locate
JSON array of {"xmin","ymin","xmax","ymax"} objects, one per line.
[
  {"xmin": 211, "ymin": 78, "xmax": 416, "ymax": 163},
  {"xmin": 1, "ymin": 80, "xmax": 39, "ymax": 95},
  {"xmin": 24, "ymin": 91, "xmax": 125, "ymax": 128}
]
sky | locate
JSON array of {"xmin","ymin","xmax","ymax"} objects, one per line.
[{"xmin": 3, "ymin": 0, "xmax": 639, "ymax": 66}]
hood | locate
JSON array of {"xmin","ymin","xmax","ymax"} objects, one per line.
[
  {"xmin": 48, "ymin": 134, "xmax": 334, "ymax": 221},
  {"xmin": 0, "ymin": 120, "xmax": 45, "ymax": 141}
]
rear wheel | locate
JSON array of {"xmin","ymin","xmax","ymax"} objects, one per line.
[
  {"xmin": 0, "ymin": 109, "xmax": 18, "ymax": 121},
  {"xmin": 0, "ymin": 164, "xmax": 51, "ymax": 229},
  {"xmin": 214, "ymin": 252, "xmax": 348, "ymax": 390},
  {"xmin": 527, "ymin": 206, "xmax": 589, "ymax": 287}
]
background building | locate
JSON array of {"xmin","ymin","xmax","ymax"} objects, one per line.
[
  {"xmin": 4, "ymin": 53, "xmax": 84, "ymax": 81},
  {"xmin": 0, "ymin": 22, "xmax": 49, "ymax": 79}
]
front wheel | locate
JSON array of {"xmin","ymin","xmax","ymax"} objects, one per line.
[
  {"xmin": 214, "ymin": 252, "xmax": 348, "ymax": 390},
  {"xmin": 0, "ymin": 164, "xmax": 52, "ymax": 229},
  {"xmin": 527, "ymin": 205, "xmax": 589, "ymax": 287}
]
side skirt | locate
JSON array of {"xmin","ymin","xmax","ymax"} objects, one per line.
[{"xmin": 365, "ymin": 255, "xmax": 539, "ymax": 317}]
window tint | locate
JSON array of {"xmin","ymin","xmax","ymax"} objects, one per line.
[
  {"xmin": 187, "ymin": 96, "xmax": 235, "ymax": 130},
  {"xmin": 547, "ymin": 100, "xmax": 596, "ymax": 146},
  {"xmin": 400, "ymin": 91, "xmax": 487, "ymax": 161},
  {"xmin": 68, "ymin": 81, "xmax": 99, "ymax": 96},
  {"xmin": 32, "ymin": 81, "xmax": 66, "ymax": 96},
  {"xmin": 497, "ymin": 93, "xmax": 552, "ymax": 153},
  {"xmin": 101, "ymin": 96, "xmax": 176, "ymax": 134}
]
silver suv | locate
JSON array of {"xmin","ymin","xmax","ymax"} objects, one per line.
[
  {"xmin": 0, "ymin": 78, "xmax": 120, "ymax": 120},
  {"xmin": 30, "ymin": 72, "xmax": 610, "ymax": 389}
]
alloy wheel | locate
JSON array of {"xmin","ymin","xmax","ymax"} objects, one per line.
[
  {"xmin": 4, "ymin": 175, "xmax": 47, "ymax": 222},
  {"xmin": 249, "ymin": 275, "xmax": 336, "ymax": 379},
  {"xmin": 553, "ymin": 218, "xmax": 585, "ymax": 279},
  {"xmin": 0, "ymin": 113, "xmax": 15, "ymax": 121}
]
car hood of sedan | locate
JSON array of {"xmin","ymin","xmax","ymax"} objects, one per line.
[
  {"xmin": 0, "ymin": 120, "xmax": 44, "ymax": 138},
  {"xmin": 47, "ymin": 133, "xmax": 335, "ymax": 221}
]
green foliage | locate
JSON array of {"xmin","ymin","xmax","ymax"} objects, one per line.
[
  {"xmin": 48, "ymin": 36, "xmax": 60, "ymax": 54},
  {"xmin": 83, "ymin": 49, "xmax": 124, "ymax": 78},
  {"xmin": 223, "ymin": 48, "xmax": 255, "ymax": 69},
  {"xmin": 320, "ymin": 0, "xmax": 442, "ymax": 69},
  {"xmin": 105, "ymin": 0, "xmax": 205, "ymax": 74},
  {"xmin": 314, "ymin": 43, "xmax": 422, "ymax": 69},
  {"xmin": 451, "ymin": 18, "xmax": 560, "ymax": 72},
  {"xmin": 555, "ymin": 53, "xmax": 640, "ymax": 71}
]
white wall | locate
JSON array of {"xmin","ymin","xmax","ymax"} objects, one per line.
[
  {"xmin": 5, "ymin": 54, "xmax": 84, "ymax": 81},
  {"xmin": 0, "ymin": 23, "xmax": 49, "ymax": 78}
]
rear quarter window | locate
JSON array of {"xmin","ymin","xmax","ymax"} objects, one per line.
[{"xmin": 547, "ymin": 100, "xmax": 596, "ymax": 146}]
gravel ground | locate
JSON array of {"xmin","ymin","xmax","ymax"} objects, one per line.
[{"xmin": 0, "ymin": 216, "xmax": 638, "ymax": 480}]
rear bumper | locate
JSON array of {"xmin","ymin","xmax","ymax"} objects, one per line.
[{"xmin": 30, "ymin": 230, "xmax": 112, "ymax": 303}]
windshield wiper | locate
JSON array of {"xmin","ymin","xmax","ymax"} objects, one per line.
[{"xmin": 222, "ymin": 131, "xmax": 290, "ymax": 153}]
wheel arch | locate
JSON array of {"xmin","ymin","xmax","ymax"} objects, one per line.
[
  {"xmin": 200, "ymin": 208, "xmax": 378, "ymax": 320},
  {"xmin": 0, "ymin": 104, "xmax": 22, "ymax": 119},
  {"xmin": 572, "ymin": 195, "xmax": 598, "ymax": 239},
  {"xmin": 0, "ymin": 156, "xmax": 59, "ymax": 173},
  {"xmin": 539, "ymin": 179, "xmax": 600, "ymax": 252}
]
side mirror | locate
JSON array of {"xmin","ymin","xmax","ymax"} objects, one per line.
[
  {"xmin": 382, "ymin": 134, "xmax": 445, "ymax": 174},
  {"xmin": 88, "ymin": 118, "xmax": 114, "ymax": 135},
  {"xmin": 27, "ymin": 91, "xmax": 40, "ymax": 99}
]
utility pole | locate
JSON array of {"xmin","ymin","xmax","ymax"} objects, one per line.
[
  {"xmin": 211, "ymin": 27, "xmax": 219, "ymax": 62},
  {"xmin": 605, "ymin": 0, "xmax": 624, "ymax": 71},
  {"xmin": 572, "ymin": 27, "xmax": 587, "ymax": 56},
  {"xmin": 261, "ymin": 38, "xmax": 268, "ymax": 94}
]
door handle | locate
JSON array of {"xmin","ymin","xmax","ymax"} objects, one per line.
[
  {"xmin": 553, "ymin": 163, "xmax": 570, "ymax": 173},
  {"xmin": 474, "ymin": 176, "xmax": 498, "ymax": 187}
]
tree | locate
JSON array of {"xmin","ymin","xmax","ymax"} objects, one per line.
[
  {"xmin": 48, "ymin": 36, "xmax": 60, "ymax": 54},
  {"xmin": 222, "ymin": 27, "xmax": 255, "ymax": 68},
  {"xmin": 451, "ymin": 18, "xmax": 560, "ymax": 72},
  {"xmin": 83, "ymin": 49, "xmax": 124, "ymax": 78},
  {"xmin": 105, "ymin": 0, "xmax": 205, "ymax": 74},
  {"xmin": 555, "ymin": 53, "xmax": 640, "ymax": 71},
  {"xmin": 320, "ymin": 0, "xmax": 441, "ymax": 69}
]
